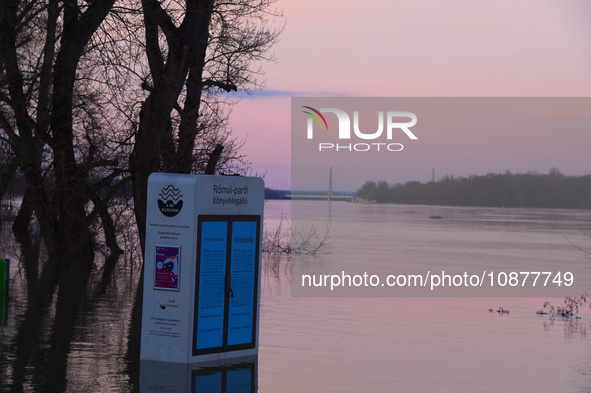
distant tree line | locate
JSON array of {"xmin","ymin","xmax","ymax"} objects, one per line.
[{"xmin": 357, "ymin": 169, "xmax": 591, "ymax": 209}]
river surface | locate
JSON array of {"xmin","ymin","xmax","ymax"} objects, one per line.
[{"xmin": 2, "ymin": 200, "xmax": 591, "ymax": 392}]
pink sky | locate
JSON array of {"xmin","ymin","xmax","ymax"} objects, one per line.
[{"xmin": 228, "ymin": 0, "xmax": 591, "ymax": 190}]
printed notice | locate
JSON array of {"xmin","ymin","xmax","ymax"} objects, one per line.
[
  {"xmin": 227, "ymin": 221, "xmax": 257, "ymax": 346},
  {"xmin": 149, "ymin": 316, "xmax": 182, "ymax": 338},
  {"xmin": 196, "ymin": 221, "xmax": 227, "ymax": 350},
  {"xmin": 154, "ymin": 245, "xmax": 180, "ymax": 290}
]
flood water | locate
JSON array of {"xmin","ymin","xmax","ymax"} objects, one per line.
[{"xmin": 2, "ymin": 200, "xmax": 591, "ymax": 392}]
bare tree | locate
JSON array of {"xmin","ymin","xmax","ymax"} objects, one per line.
[
  {"xmin": 0, "ymin": 0, "xmax": 127, "ymax": 268},
  {"xmin": 130, "ymin": 0, "xmax": 282, "ymax": 249},
  {"xmin": 1, "ymin": 0, "xmax": 281, "ymax": 263},
  {"xmin": 0, "ymin": 1, "xmax": 138, "ymax": 390}
]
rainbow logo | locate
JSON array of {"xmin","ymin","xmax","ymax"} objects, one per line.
[{"xmin": 302, "ymin": 106, "xmax": 329, "ymax": 130}]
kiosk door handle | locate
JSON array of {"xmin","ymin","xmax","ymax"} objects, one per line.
[{"xmin": 226, "ymin": 274, "xmax": 234, "ymax": 298}]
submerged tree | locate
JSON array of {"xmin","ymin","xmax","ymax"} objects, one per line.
[
  {"xmin": 131, "ymin": 0, "xmax": 281, "ymax": 249},
  {"xmin": 0, "ymin": 0, "xmax": 281, "ymax": 261},
  {"xmin": 0, "ymin": 1, "xmax": 132, "ymax": 390},
  {"xmin": 0, "ymin": 0, "xmax": 124, "ymax": 267}
]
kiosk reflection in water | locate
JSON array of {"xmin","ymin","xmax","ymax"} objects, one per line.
[{"xmin": 140, "ymin": 356, "xmax": 257, "ymax": 393}]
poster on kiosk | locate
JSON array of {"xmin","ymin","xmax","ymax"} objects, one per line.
[{"xmin": 140, "ymin": 173, "xmax": 264, "ymax": 364}]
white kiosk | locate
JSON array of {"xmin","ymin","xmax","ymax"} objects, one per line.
[{"xmin": 140, "ymin": 173, "xmax": 264, "ymax": 363}]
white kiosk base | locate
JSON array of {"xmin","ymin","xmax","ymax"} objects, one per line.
[{"xmin": 140, "ymin": 174, "xmax": 264, "ymax": 363}]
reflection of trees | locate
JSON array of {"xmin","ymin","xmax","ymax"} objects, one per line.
[
  {"xmin": 262, "ymin": 253, "xmax": 291, "ymax": 297},
  {"xmin": 0, "ymin": 242, "xmax": 138, "ymax": 392},
  {"xmin": 542, "ymin": 316, "xmax": 589, "ymax": 339}
]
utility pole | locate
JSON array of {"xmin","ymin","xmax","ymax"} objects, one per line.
[{"xmin": 328, "ymin": 167, "xmax": 333, "ymax": 201}]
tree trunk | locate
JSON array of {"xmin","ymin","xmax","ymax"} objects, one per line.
[
  {"xmin": 46, "ymin": 0, "xmax": 116, "ymax": 265},
  {"xmin": 12, "ymin": 188, "xmax": 39, "ymax": 289},
  {"xmin": 128, "ymin": 0, "xmax": 215, "ymax": 365},
  {"xmin": 131, "ymin": 0, "xmax": 215, "ymax": 248}
]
